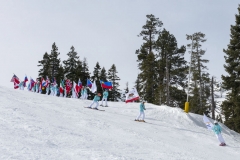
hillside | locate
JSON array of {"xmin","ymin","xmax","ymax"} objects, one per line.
[{"xmin": 0, "ymin": 86, "xmax": 240, "ymax": 160}]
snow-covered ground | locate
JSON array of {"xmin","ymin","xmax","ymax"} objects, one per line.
[{"xmin": 0, "ymin": 86, "xmax": 240, "ymax": 160}]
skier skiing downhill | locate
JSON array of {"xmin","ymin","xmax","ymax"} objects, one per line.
[
  {"xmin": 100, "ymin": 89, "xmax": 109, "ymax": 107},
  {"xmin": 212, "ymin": 120, "xmax": 226, "ymax": 146},
  {"xmin": 135, "ymin": 101, "xmax": 146, "ymax": 122},
  {"xmin": 87, "ymin": 92, "xmax": 101, "ymax": 110}
]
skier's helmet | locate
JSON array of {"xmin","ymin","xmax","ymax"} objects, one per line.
[{"xmin": 214, "ymin": 120, "xmax": 218, "ymax": 124}]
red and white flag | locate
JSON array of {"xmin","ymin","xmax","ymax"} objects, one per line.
[
  {"xmin": 73, "ymin": 81, "xmax": 78, "ymax": 97},
  {"xmin": 125, "ymin": 87, "xmax": 140, "ymax": 103},
  {"xmin": 10, "ymin": 74, "xmax": 20, "ymax": 89}
]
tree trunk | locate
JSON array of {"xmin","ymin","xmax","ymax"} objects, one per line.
[
  {"xmin": 166, "ymin": 54, "xmax": 170, "ymax": 106},
  {"xmin": 211, "ymin": 76, "xmax": 215, "ymax": 120}
]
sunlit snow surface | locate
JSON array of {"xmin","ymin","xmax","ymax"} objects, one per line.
[{"xmin": 0, "ymin": 86, "xmax": 240, "ymax": 160}]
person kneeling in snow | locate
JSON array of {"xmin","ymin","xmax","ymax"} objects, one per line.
[
  {"xmin": 212, "ymin": 120, "xmax": 226, "ymax": 146},
  {"xmin": 87, "ymin": 92, "xmax": 101, "ymax": 110},
  {"xmin": 135, "ymin": 101, "xmax": 146, "ymax": 122}
]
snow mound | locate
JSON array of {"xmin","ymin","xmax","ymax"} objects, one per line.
[{"xmin": 0, "ymin": 86, "xmax": 240, "ymax": 160}]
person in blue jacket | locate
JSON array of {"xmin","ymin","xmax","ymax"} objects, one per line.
[
  {"xmin": 212, "ymin": 120, "xmax": 226, "ymax": 146},
  {"xmin": 100, "ymin": 89, "xmax": 109, "ymax": 107},
  {"xmin": 135, "ymin": 101, "xmax": 146, "ymax": 122},
  {"xmin": 87, "ymin": 92, "xmax": 101, "ymax": 110}
]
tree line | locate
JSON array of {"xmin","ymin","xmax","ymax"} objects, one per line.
[
  {"xmin": 135, "ymin": 4, "xmax": 240, "ymax": 134},
  {"xmin": 37, "ymin": 43, "xmax": 121, "ymax": 101}
]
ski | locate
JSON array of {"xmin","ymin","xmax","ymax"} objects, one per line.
[
  {"xmin": 134, "ymin": 120, "xmax": 146, "ymax": 123},
  {"xmin": 84, "ymin": 107, "xmax": 105, "ymax": 111}
]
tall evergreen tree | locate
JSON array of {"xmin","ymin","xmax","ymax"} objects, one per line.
[
  {"xmin": 63, "ymin": 46, "xmax": 79, "ymax": 82},
  {"xmin": 135, "ymin": 14, "xmax": 163, "ymax": 103},
  {"xmin": 135, "ymin": 73, "xmax": 142, "ymax": 94},
  {"xmin": 38, "ymin": 52, "xmax": 51, "ymax": 78},
  {"xmin": 155, "ymin": 29, "xmax": 188, "ymax": 107},
  {"xmin": 138, "ymin": 52, "xmax": 158, "ymax": 103},
  {"xmin": 49, "ymin": 42, "xmax": 61, "ymax": 83},
  {"xmin": 75, "ymin": 59, "xmax": 83, "ymax": 82},
  {"xmin": 107, "ymin": 64, "xmax": 121, "ymax": 101},
  {"xmin": 81, "ymin": 57, "xmax": 90, "ymax": 86},
  {"xmin": 99, "ymin": 67, "xmax": 107, "ymax": 82},
  {"xmin": 186, "ymin": 32, "xmax": 210, "ymax": 114},
  {"xmin": 221, "ymin": 4, "xmax": 240, "ymax": 133}
]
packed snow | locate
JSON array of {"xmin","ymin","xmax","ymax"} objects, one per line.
[{"xmin": 0, "ymin": 86, "xmax": 240, "ymax": 160}]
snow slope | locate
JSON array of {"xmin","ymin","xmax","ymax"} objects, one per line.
[{"xmin": 0, "ymin": 86, "xmax": 240, "ymax": 160}]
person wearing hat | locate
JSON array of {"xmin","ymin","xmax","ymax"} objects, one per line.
[
  {"xmin": 212, "ymin": 120, "xmax": 226, "ymax": 146},
  {"xmin": 135, "ymin": 101, "xmax": 146, "ymax": 122},
  {"xmin": 100, "ymin": 89, "xmax": 109, "ymax": 107}
]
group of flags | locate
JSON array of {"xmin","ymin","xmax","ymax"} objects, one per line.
[
  {"xmin": 10, "ymin": 74, "xmax": 28, "ymax": 89},
  {"xmin": 10, "ymin": 74, "xmax": 114, "ymax": 94},
  {"xmin": 10, "ymin": 74, "xmax": 141, "ymax": 103}
]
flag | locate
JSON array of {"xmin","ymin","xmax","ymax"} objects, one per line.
[
  {"xmin": 39, "ymin": 79, "xmax": 42, "ymax": 92},
  {"xmin": 29, "ymin": 77, "xmax": 35, "ymax": 90},
  {"xmin": 100, "ymin": 80, "xmax": 113, "ymax": 89},
  {"xmin": 203, "ymin": 114, "xmax": 214, "ymax": 130},
  {"xmin": 87, "ymin": 79, "xmax": 92, "ymax": 88},
  {"xmin": 53, "ymin": 77, "xmax": 57, "ymax": 85},
  {"xmin": 60, "ymin": 79, "xmax": 65, "ymax": 88},
  {"xmin": 65, "ymin": 79, "xmax": 72, "ymax": 94},
  {"xmin": 14, "ymin": 81, "xmax": 19, "ymax": 89},
  {"xmin": 91, "ymin": 81, "xmax": 97, "ymax": 93},
  {"xmin": 77, "ymin": 79, "xmax": 82, "ymax": 90},
  {"xmin": 10, "ymin": 74, "xmax": 20, "ymax": 84},
  {"xmin": 41, "ymin": 78, "xmax": 46, "ymax": 87},
  {"xmin": 73, "ymin": 81, "xmax": 79, "ymax": 97},
  {"xmin": 10, "ymin": 74, "xmax": 20, "ymax": 89},
  {"xmin": 23, "ymin": 75, "xmax": 28, "ymax": 87},
  {"xmin": 125, "ymin": 87, "xmax": 140, "ymax": 103},
  {"xmin": 59, "ymin": 80, "xmax": 64, "ymax": 94},
  {"xmin": 45, "ymin": 76, "xmax": 50, "ymax": 87}
]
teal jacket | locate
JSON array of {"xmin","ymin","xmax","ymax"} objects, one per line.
[
  {"xmin": 140, "ymin": 103, "xmax": 146, "ymax": 112},
  {"xmin": 103, "ymin": 91, "xmax": 108, "ymax": 98},
  {"xmin": 84, "ymin": 88, "xmax": 88, "ymax": 94},
  {"xmin": 81, "ymin": 89, "xmax": 84, "ymax": 94},
  {"xmin": 212, "ymin": 124, "xmax": 221, "ymax": 135},
  {"xmin": 93, "ymin": 95, "xmax": 100, "ymax": 102}
]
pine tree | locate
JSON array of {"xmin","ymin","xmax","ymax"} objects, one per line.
[
  {"xmin": 99, "ymin": 67, "xmax": 107, "ymax": 81},
  {"xmin": 75, "ymin": 59, "xmax": 83, "ymax": 81},
  {"xmin": 221, "ymin": 4, "xmax": 240, "ymax": 133},
  {"xmin": 155, "ymin": 28, "xmax": 188, "ymax": 107},
  {"xmin": 38, "ymin": 52, "xmax": 51, "ymax": 78},
  {"xmin": 107, "ymin": 64, "xmax": 121, "ymax": 101},
  {"xmin": 81, "ymin": 57, "xmax": 90, "ymax": 86},
  {"xmin": 49, "ymin": 42, "xmax": 61, "ymax": 83},
  {"xmin": 135, "ymin": 74, "xmax": 142, "ymax": 94},
  {"xmin": 63, "ymin": 46, "xmax": 79, "ymax": 82},
  {"xmin": 135, "ymin": 14, "xmax": 163, "ymax": 103},
  {"xmin": 139, "ymin": 52, "xmax": 158, "ymax": 103},
  {"xmin": 186, "ymin": 32, "xmax": 210, "ymax": 114}
]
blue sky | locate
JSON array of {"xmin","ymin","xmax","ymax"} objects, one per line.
[{"xmin": 1, "ymin": 0, "xmax": 239, "ymax": 90}]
